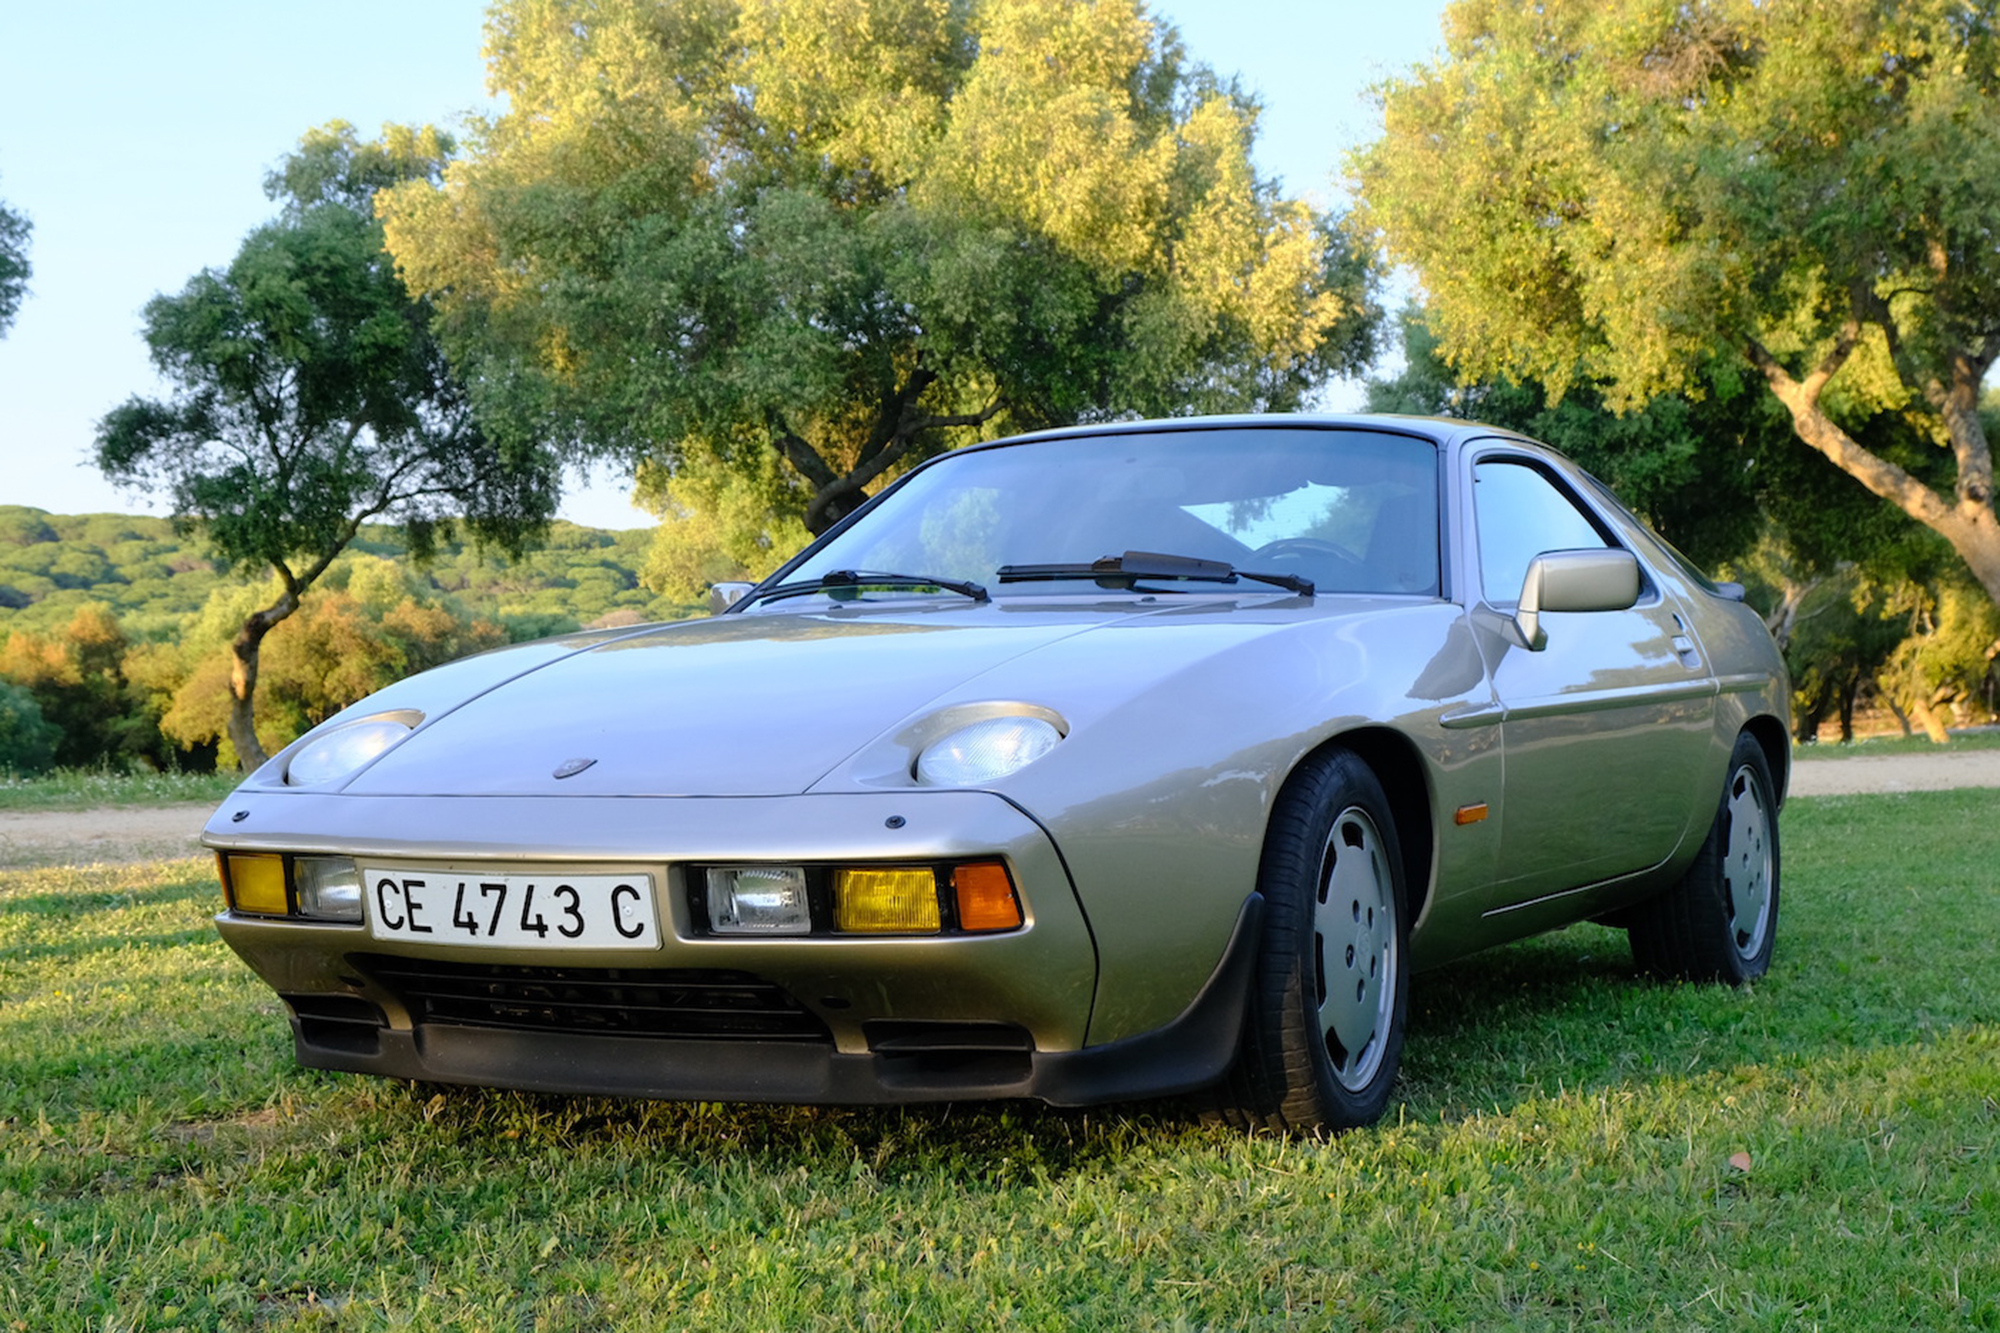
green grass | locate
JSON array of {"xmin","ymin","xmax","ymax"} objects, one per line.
[
  {"xmin": 1792, "ymin": 727, "xmax": 2000, "ymax": 760},
  {"xmin": 0, "ymin": 768, "xmax": 238, "ymax": 812},
  {"xmin": 3, "ymin": 794, "xmax": 1996, "ymax": 1330}
]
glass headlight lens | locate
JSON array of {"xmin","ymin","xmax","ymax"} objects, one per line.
[
  {"xmin": 707, "ymin": 866, "xmax": 811, "ymax": 934},
  {"xmin": 294, "ymin": 856, "xmax": 364, "ymax": 921},
  {"xmin": 284, "ymin": 715, "xmax": 419, "ymax": 787},
  {"xmin": 915, "ymin": 716, "xmax": 1062, "ymax": 786}
]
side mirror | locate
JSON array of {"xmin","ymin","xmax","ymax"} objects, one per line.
[
  {"xmin": 1514, "ymin": 549, "xmax": 1640, "ymax": 651},
  {"xmin": 708, "ymin": 581, "xmax": 754, "ymax": 615}
]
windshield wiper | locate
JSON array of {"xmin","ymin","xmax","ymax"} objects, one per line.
[
  {"xmin": 737, "ymin": 568, "xmax": 990, "ymax": 609},
  {"xmin": 995, "ymin": 550, "xmax": 1314, "ymax": 596}
]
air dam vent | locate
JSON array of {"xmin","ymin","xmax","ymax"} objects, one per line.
[
  {"xmin": 282, "ymin": 993, "xmax": 387, "ymax": 1055},
  {"xmin": 353, "ymin": 955, "xmax": 830, "ymax": 1042}
]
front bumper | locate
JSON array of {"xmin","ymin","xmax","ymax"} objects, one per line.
[{"xmin": 207, "ymin": 790, "xmax": 1257, "ymax": 1105}]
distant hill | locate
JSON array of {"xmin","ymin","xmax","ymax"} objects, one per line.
[{"xmin": 0, "ymin": 505, "xmax": 692, "ymax": 642}]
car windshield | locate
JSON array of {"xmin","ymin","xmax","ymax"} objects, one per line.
[{"xmin": 774, "ymin": 426, "xmax": 1441, "ymax": 600}]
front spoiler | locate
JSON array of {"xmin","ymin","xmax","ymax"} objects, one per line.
[{"xmin": 276, "ymin": 893, "xmax": 1262, "ymax": 1107}]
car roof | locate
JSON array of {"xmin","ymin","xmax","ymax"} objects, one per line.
[{"xmin": 962, "ymin": 412, "xmax": 1533, "ymax": 455}]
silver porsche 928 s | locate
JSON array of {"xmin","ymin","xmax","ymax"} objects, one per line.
[{"xmin": 205, "ymin": 415, "xmax": 1789, "ymax": 1132}]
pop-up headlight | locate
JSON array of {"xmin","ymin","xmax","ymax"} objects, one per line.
[
  {"xmin": 915, "ymin": 715, "xmax": 1063, "ymax": 787},
  {"xmin": 284, "ymin": 712, "xmax": 422, "ymax": 787}
]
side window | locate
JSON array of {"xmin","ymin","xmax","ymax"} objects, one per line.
[{"xmin": 1474, "ymin": 460, "xmax": 1611, "ymax": 602}]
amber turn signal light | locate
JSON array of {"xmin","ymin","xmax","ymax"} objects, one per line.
[{"xmin": 952, "ymin": 861, "xmax": 1023, "ymax": 932}]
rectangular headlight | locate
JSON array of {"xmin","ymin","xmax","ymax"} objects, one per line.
[
  {"xmin": 221, "ymin": 853, "xmax": 288, "ymax": 916},
  {"xmin": 294, "ymin": 856, "xmax": 363, "ymax": 922},
  {"xmin": 708, "ymin": 866, "xmax": 811, "ymax": 934},
  {"xmin": 834, "ymin": 867, "xmax": 940, "ymax": 934}
]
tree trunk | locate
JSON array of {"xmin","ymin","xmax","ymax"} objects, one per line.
[
  {"xmin": 1882, "ymin": 693, "xmax": 1915, "ymax": 738},
  {"xmin": 1782, "ymin": 400, "xmax": 2000, "ymax": 608},
  {"xmin": 1761, "ymin": 573, "xmax": 1823, "ymax": 655},
  {"xmin": 1746, "ymin": 337, "xmax": 2000, "ymax": 611},
  {"xmin": 1795, "ymin": 695, "xmax": 1826, "ymax": 744},
  {"xmin": 227, "ymin": 593, "xmax": 300, "ymax": 771},
  {"xmin": 776, "ymin": 369, "xmax": 1004, "ymax": 535},
  {"xmin": 1908, "ymin": 694, "xmax": 1951, "ymax": 745}
]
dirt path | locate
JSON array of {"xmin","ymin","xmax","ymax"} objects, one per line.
[
  {"xmin": 0, "ymin": 802, "xmax": 212, "ymax": 868},
  {"xmin": 1787, "ymin": 748, "xmax": 2000, "ymax": 797}
]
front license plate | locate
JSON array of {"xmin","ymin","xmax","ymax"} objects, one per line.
[{"xmin": 361, "ymin": 868, "xmax": 661, "ymax": 949}]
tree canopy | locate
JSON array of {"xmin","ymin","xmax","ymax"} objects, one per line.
[
  {"xmin": 1366, "ymin": 310, "xmax": 1956, "ymax": 583},
  {"xmin": 1354, "ymin": 0, "xmax": 2000, "ymax": 608},
  {"xmin": 0, "ymin": 180, "xmax": 30, "ymax": 337},
  {"xmin": 95, "ymin": 123, "xmax": 559, "ymax": 769},
  {"xmin": 1368, "ymin": 313, "xmax": 1771, "ymax": 573},
  {"xmin": 381, "ymin": 0, "xmax": 1380, "ymax": 571},
  {"xmin": 1366, "ymin": 306, "xmax": 1997, "ymax": 740}
]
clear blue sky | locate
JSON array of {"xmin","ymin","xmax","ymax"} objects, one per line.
[{"xmin": 0, "ymin": 1, "xmax": 1446, "ymax": 530}]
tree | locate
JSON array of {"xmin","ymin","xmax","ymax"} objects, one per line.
[
  {"xmin": 0, "ymin": 603, "xmax": 186, "ymax": 770},
  {"xmin": 0, "ymin": 680, "xmax": 59, "ymax": 776},
  {"xmin": 96, "ymin": 124, "xmax": 558, "ymax": 770},
  {"xmin": 1366, "ymin": 311, "xmax": 1776, "ymax": 571},
  {"xmin": 1354, "ymin": 0, "xmax": 2000, "ymax": 608},
  {"xmin": 0, "ymin": 180, "xmax": 30, "ymax": 337},
  {"xmin": 1370, "ymin": 306, "xmax": 1983, "ymax": 737},
  {"xmin": 1367, "ymin": 308, "xmax": 1961, "ymax": 575},
  {"xmin": 156, "ymin": 556, "xmax": 509, "ymax": 763},
  {"xmin": 1877, "ymin": 575, "xmax": 2000, "ymax": 740},
  {"xmin": 1768, "ymin": 567, "xmax": 1905, "ymax": 742},
  {"xmin": 381, "ymin": 0, "xmax": 1380, "ymax": 561}
]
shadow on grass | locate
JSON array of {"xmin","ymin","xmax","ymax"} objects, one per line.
[
  {"xmin": 344, "ymin": 893, "xmax": 1990, "ymax": 1178},
  {"xmin": 6, "ymin": 924, "xmax": 222, "ymax": 967},
  {"xmin": 356, "ymin": 1076, "xmax": 1193, "ymax": 1188},
  {"xmin": 1398, "ymin": 925, "xmax": 1728, "ymax": 1116},
  {"xmin": 296, "ymin": 924, "xmax": 1732, "ymax": 1184},
  {"xmin": 0, "ymin": 873, "xmax": 217, "ymax": 920}
]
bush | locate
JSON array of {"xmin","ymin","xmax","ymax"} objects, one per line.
[{"xmin": 0, "ymin": 679, "xmax": 59, "ymax": 776}]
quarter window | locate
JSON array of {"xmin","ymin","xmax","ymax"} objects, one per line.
[{"xmin": 1473, "ymin": 460, "xmax": 1612, "ymax": 603}]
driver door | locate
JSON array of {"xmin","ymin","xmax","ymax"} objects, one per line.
[{"xmin": 1470, "ymin": 455, "xmax": 1716, "ymax": 908}]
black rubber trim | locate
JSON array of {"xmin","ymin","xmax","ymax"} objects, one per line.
[
  {"xmin": 286, "ymin": 893, "xmax": 1264, "ymax": 1107},
  {"xmin": 351, "ymin": 955, "xmax": 830, "ymax": 1042},
  {"xmin": 1031, "ymin": 892, "xmax": 1261, "ymax": 1105}
]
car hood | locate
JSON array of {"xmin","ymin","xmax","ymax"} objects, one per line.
[{"xmin": 331, "ymin": 598, "xmax": 1337, "ymax": 798}]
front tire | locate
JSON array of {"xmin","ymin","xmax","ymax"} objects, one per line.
[
  {"xmin": 1628, "ymin": 732, "xmax": 1780, "ymax": 984},
  {"xmin": 1213, "ymin": 749, "xmax": 1409, "ymax": 1133}
]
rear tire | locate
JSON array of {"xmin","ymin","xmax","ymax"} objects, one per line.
[
  {"xmin": 1628, "ymin": 732, "xmax": 1780, "ymax": 984},
  {"xmin": 1210, "ymin": 749, "xmax": 1409, "ymax": 1133}
]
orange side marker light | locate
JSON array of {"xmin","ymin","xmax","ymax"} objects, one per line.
[{"xmin": 952, "ymin": 861, "xmax": 1023, "ymax": 932}]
